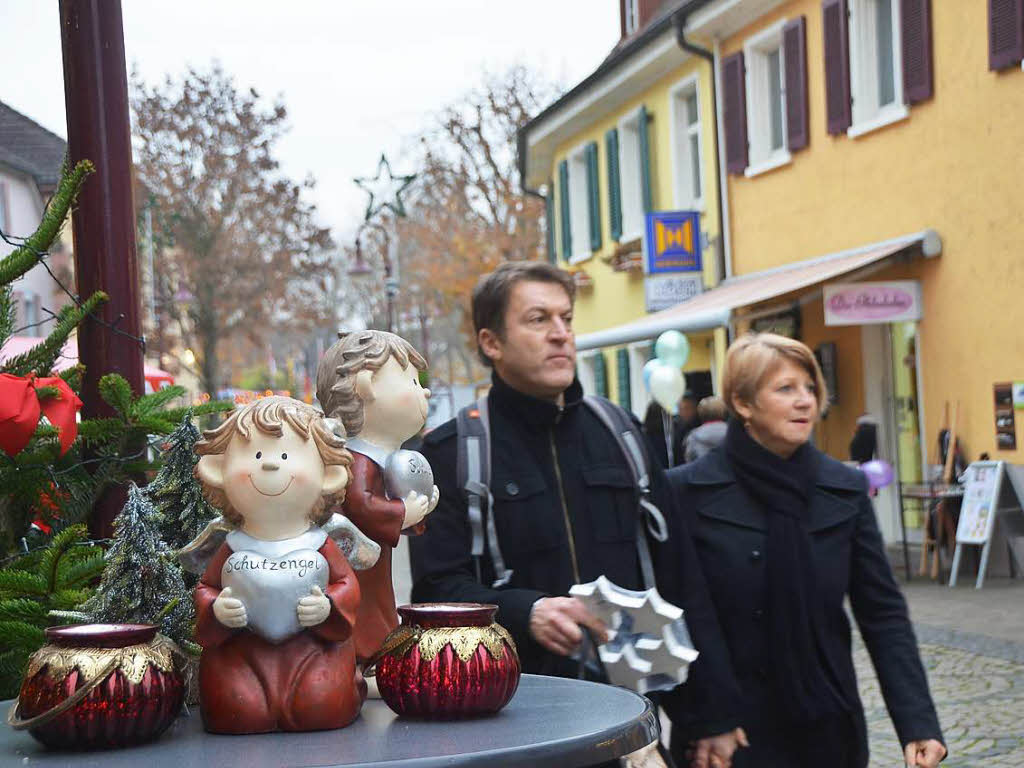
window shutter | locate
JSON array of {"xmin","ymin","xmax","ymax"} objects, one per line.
[
  {"xmin": 901, "ymin": 0, "xmax": 933, "ymax": 103},
  {"xmin": 783, "ymin": 17, "xmax": 810, "ymax": 151},
  {"xmin": 638, "ymin": 106, "xmax": 653, "ymax": 213},
  {"xmin": 989, "ymin": 0, "xmax": 1024, "ymax": 71},
  {"xmin": 545, "ymin": 186, "xmax": 557, "ymax": 265},
  {"xmin": 616, "ymin": 348, "xmax": 631, "ymax": 410},
  {"xmin": 721, "ymin": 51, "xmax": 748, "ymax": 174},
  {"xmin": 594, "ymin": 352, "xmax": 608, "ymax": 398},
  {"xmin": 822, "ymin": 0, "xmax": 852, "ymax": 135},
  {"xmin": 558, "ymin": 159, "xmax": 571, "ymax": 260},
  {"xmin": 585, "ymin": 142, "xmax": 602, "ymax": 252},
  {"xmin": 605, "ymin": 128, "xmax": 623, "ymax": 242}
]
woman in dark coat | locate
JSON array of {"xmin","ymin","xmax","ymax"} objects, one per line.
[{"xmin": 668, "ymin": 333, "xmax": 945, "ymax": 768}]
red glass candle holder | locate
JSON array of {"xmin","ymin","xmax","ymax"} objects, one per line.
[
  {"xmin": 10, "ymin": 624, "xmax": 184, "ymax": 750},
  {"xmin": 374, "ymin": 603, "xmax": 520, "ymax": 718}
]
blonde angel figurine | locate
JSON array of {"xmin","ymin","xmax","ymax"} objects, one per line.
[
  {"xmin": 316, "ymin": 330, "xmax": 439, "ymax": 668},
  {"xmin": 190, "ymin": 396, "xmax": 366, "ymax": 734}
]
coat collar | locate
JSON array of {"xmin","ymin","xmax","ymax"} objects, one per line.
[
  {"xmin": 488, "ymin": 371, "xmax": 583, "ymax": 431},
  {"xmin": 686, "ymin": 441, "xmax": 868, "ymax": 493}
]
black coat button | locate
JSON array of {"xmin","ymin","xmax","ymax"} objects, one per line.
[
  {"xmin": 505, "ymin": 481, "xmax": 519, "ymax": 496},
  {"xmin": 750, "ymin": 549, "xmax": 762, "ymax": 561}
]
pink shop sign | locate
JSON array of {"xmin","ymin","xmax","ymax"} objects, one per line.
[{"xmin": 823, "ymin": 281, "xmax": 922, "ymax": 326}]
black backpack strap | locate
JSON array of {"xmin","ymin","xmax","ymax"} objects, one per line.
[
  {"xmin": 583, "ymin": 396, "xmax": 669, "ymax": 590},
  {"xmin": 456, "ymin": 396, "xmax": 513, "ymax": 588}
]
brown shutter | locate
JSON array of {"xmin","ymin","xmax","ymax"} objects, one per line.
[
  {"xmin": 901, "ymin": 0, "xmax": 933, "ymax": 103},
  {"xmin": 989, "ymin": 0, "xmax": 1024, "ymax": 71},
  {"xmin": 783, "ymin": 16, "xmax": 809, "ymax": 151},
  {"xmin": 722, "ymin": 51, "xmax": 748, "ymax": 175},
  {"xmin": 822, "ymin": 0, "xmax": 851, "ymax": 135}
]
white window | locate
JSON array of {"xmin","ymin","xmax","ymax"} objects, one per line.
[
  {"xmin": 670, "ymin": 77, "xmax": 703, "ymax": 209},
  {"xmin": 628, "ymin": 342, "xmax": 653, "ymax": 418},
  {"xmin": 567, "ymin": 146, "xmax": 591, "ymax": 264},
  {"xmin": 848, "ymin": 0, "xmax": 907, "ymax": 136},
  {"xmin": 577, "ymin": 351, "xmax": 598, "ymax": 396},
  {"xmin": 0, "ymin": 182, "xmax": 9, "ymax": 233},
  {"xmin": 744, "ymin": 20, "xmax": 792, "ymax": 176},
  {"xmin": 617, "ymin": 111, "xmax": 644, "ymax": 242},
  {"xmin": 624, "ymin": 0, "xmax": 639, "ymax": 35},
  {"xmin": 23, "ymin": 291, "xmax": 40, "ymax": 336}
]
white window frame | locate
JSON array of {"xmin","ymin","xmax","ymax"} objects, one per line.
[
  {"xmin": 567, "ymin": 143, "xmax": 592, "ymax": 264},
  {"xmin": 848, "ymin": 0, "xmax": 909, "ymax": 138},
  {"xmin": 0, "ymin": 182, "xmax": 9, "ymax": 233},
  {"xmin": 577, "ymin": 351, "xmax": 599, "ymax": 396},
  {"xmin": 23, "ymin": 291, "xmax": 40, "ymax": 337},
  {"xmin": 624, "ymin": 0, "xmax": 639, "ymax": 35},
  {"xmin": 669, "ymin": 76, "xmax": 705, "ymax": 211},
  {"xmin": 743, "ymin": 20, "xmax": 792, "ymax": 178},
  {"xmin": 627, "ymin": 342, "xmax": 653, "ymax": 418},
  {"xmin": 617, "ymin": 110, "xmax": 644, "ymax": 243}
]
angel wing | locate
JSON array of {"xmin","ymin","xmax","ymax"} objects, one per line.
[
  {"xmin": 176, "ymin": 516, "xmax": 233, "ymax": 575},
  {"xmin": 322, "ymin": 513, "xmax": 381, "ymax": 571}
]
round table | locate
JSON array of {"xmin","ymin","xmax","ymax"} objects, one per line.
[{"xmin": 2, "ymin": 674, "xmax": 658, "ymax": 767}]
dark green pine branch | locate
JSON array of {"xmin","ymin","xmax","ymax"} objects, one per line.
[{"xmin": 1, "ymin": 291, "xmax": 108, "ymax": 377}]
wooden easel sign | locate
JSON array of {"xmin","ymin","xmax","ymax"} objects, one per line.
[{"xmin": 949, "ymin": 461, "xmax": 1021, "ymax": 588}]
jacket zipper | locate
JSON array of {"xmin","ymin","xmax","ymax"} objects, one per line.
[{"xmin": 549, "ymin": 419, "xmax": 581, "ymax": 585}]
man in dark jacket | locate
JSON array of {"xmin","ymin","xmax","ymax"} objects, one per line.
[{"xmin": 409, "ymin": 261, "xmax": 744, "ymax": 762}]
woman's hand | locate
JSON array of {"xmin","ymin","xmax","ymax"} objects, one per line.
[
  {"xmin": 688, "ymin": 727, "xmax": 748, "ymax": 768},
  {"xmin": 904, "ymin": 739, "xmax": 946, "ymax": 767}
]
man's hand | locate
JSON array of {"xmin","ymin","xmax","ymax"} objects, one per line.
[
  {"xmin": 212, "ymin": 586, "xmax": 247, "ymax": 628},
  {"xmin": 904, "ymin": 739, "xmax": 946, "ymax": 767},
  {"xmin": 528, "ymin": 597, "xmax": 608, "ymax": 656},
  {"xmin": 402, "ymin": 490, "xmax": 430, "ymax": 529},
  {"xmin": 297, "ymin": 585, "xmax": 331, "ymax": 627},
  {"xmin": 689, "ymin": 728, "xmax": 748, "ymax": 768}
]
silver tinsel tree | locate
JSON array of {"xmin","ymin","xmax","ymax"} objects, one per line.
[
  {"xmin": 81, "ymin": 483, "xmax": 193, "ymax": 646},
  {"xmin": 150, "ymin": 411, "xmax": 217, "ymax": 562}
]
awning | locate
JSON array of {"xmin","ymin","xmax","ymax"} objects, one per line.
[
  {"xmin": 0, "ymin": 336, "xmax": 175, "ymax": 393},
  {"xmin": 575, "ymin": 229, "xmax": 941, "ymax": 351}
]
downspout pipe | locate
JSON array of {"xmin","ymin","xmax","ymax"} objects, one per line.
[{"xmin": 672, "ymin": 5, "xmax": 730, "ymax": 286}]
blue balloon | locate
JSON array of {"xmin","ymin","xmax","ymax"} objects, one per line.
[
  {"xmin": 655, "ymin": 331, "xmax": 690, "ymax": 368},
  {"xmin": 642, "ymin": 359, "xmax": 663, "ymax": 393}
]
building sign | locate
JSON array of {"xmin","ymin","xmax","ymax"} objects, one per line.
[
  {"xmin": 644, "ymin": 211, "xmax": 702, "ymax": 274},
  {"xmin": 645, "ymin": 274, "xmax": 703, "ymax": 313},
  {"xmin": 823, "ymin": 280, "xmax": 922, "ymax": 326}
]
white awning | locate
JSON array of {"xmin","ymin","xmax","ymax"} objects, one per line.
[{"xmin": 575, "ymin": 229, "xmax": 941, "ymax": 351}]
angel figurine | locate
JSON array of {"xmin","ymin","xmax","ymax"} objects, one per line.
[
  {"xmin": 316, "ymin": 330, "xmax": 439, "ymax": 668},
  {"xmin": 186, "ymin": 396, "xmax": 378, "ymax": 734}
]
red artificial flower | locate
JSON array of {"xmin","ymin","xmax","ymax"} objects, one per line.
[{"xmin": 0, "ymin": 373, "xmax": 41, "ymax": 457}]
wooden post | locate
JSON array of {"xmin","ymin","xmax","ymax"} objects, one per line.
[{"xmin": 59, "ymin": 0, "xmax": 144, "ymax": 539}]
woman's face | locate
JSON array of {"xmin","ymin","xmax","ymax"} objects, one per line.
[{"xmin": 734, "ymin": 358, "xmax": 818, "ymax": 458}]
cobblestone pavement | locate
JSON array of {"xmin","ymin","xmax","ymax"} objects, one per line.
[{"xmin": 858, "ymin": 631, "xmax": 1024, "ymax": 767}]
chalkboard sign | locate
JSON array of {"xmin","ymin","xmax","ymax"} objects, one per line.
[{"xmin": 955, "ymin": 461, "xmax": 1004, "ymax": 545}]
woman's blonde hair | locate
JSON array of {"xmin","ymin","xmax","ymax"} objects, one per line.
[
  {"xmin": 721, "ymin": 333, "xmax": 828, "ymax": 418},
  {"xmin": 194, "ymin": 396, "xmax": 352, "ymax": 527}
]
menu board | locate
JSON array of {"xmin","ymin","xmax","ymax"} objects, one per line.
[{"xmin": 956, "ymin": 461, "xmax": 1005, "ymax": 545}]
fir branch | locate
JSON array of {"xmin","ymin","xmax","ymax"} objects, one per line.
[
  {"xmin": 50, "ymin": 589, "xmax": 93, "ymax": 610},
  {"xmin": 0, "ymin": 159, "xmax": 94, "ymax": 286},
  {"xmin": 1, "ymin": 291, "xmax": 108, "ymax": 377},
  {"xmin": 35, "ymin": 386, "xmax": 60, "ymax": 400},
  {"xmin": 161, "ymin": 400, "xmax": 233, "ymax": 424},
  {"xmin": 36, "ymin": 524, "xmax": 88, "ymax": 593},
  {"xmin": 47, "ymin": 609, "xmax": 90, "ymax": 624},
  {"xmin": 60, "ymin": 364, "xmax": 84, "ymax": 392},
  {"xmin": 132, "ymin": 385, "xmax": 187, "ymax": 417},
  {"xmin": 0, "ymin": 621, "xmax": 46, "ymax": 651},
  {"xmin": 55, "ymin": 551, "xmax": 104, "ymax": 590},
  {"xmin": 98, "ymin": 373, "xmax": 133, "ymax": 417},
  {"xmin": 0, "ymin": 570, "xmax": 47, "ymax": 597},
  {"xmin": 0, "ymin": 598, "xmax": 47, "ymax": 623},
  {"xmin": 0, "ymin": 286, "xmax": 15, "ymax": 349},
  {"xmin": 76, "ymin": 417, "xmax": 128, "ymax": 444}
]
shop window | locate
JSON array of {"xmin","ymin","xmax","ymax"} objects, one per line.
[
  {"xmin": 670, "ymin": 78, "xmax": 703, "ymax": 209},
  {"xmin": 743, "ymin": 21, "xmax": 792, "ymax": 176}
]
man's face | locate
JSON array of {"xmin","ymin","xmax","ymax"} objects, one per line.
[
  {"xmin": 480, "ymin": 280, "xmax": 576, "ymax": 401},
  {"xmin": 680, "ymin": 398, "xmax": 698, "ymax": 423}
]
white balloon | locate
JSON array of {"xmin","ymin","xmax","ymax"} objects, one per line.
[{"xmin": 649, "ymin": 365, "xmax": 685, "ymax": 415}]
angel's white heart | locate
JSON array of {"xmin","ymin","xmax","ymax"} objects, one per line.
[{"xmin": 221, "ymin": 547, "xmax": 329, "ymax": 644}]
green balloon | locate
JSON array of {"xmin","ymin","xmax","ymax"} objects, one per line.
[{"xmin": 655, "ymin": 331, "xmax": 690, "ymax": 368}]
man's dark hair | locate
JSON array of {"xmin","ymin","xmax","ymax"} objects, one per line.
[{"xmin": 471, "ymin": 261, "xmax": 576, "ymax": 366}]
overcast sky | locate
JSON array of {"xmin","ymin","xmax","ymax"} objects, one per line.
[{"xmin": 1, "ymin": 1, "xmax": 617, "ymax": 244}]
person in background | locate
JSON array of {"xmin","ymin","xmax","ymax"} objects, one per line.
[
  {"xmin": 672, "ymin": 390, "xmax": 700, "ymax": 465},
  {"xmin": 666, "ymin": 332, "xmax": 945, "ymax": 768},
  {"xmin": 683, "ymin": 397, "xmax": 728, "ymax": 463},
  {"xmin": 849, "ymin": 414, "xmax": 878, "ymax": 464},
  {"xmin": 643, "ymin": 390, "xmax": 699, "ymax": 469}
]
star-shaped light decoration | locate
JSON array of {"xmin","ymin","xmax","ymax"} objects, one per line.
[
  {"xmin": 353, "ymin": 154, "xmax": 416, "ymax": 222},
  {"xmin": 570, "ymin": 576, "xmax": 698, "ymax": 695}
]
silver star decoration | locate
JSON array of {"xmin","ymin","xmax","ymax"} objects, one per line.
[
  {"xmin": 569, "ymin": 576, "xmax": 698, "ymax": 694},
  {"xmin": 353, "ymin": 154, "xmax": 416, "ymax": 221}
]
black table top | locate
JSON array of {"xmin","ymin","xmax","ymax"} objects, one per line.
[{"xmin": 2, "ymin": 674, "xmax": 658, "ymax": 767}]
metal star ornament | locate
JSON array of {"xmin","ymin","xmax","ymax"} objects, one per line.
[{"xmin": 354, "ymin": 154, "xmax": 416, "ymax": 221}]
